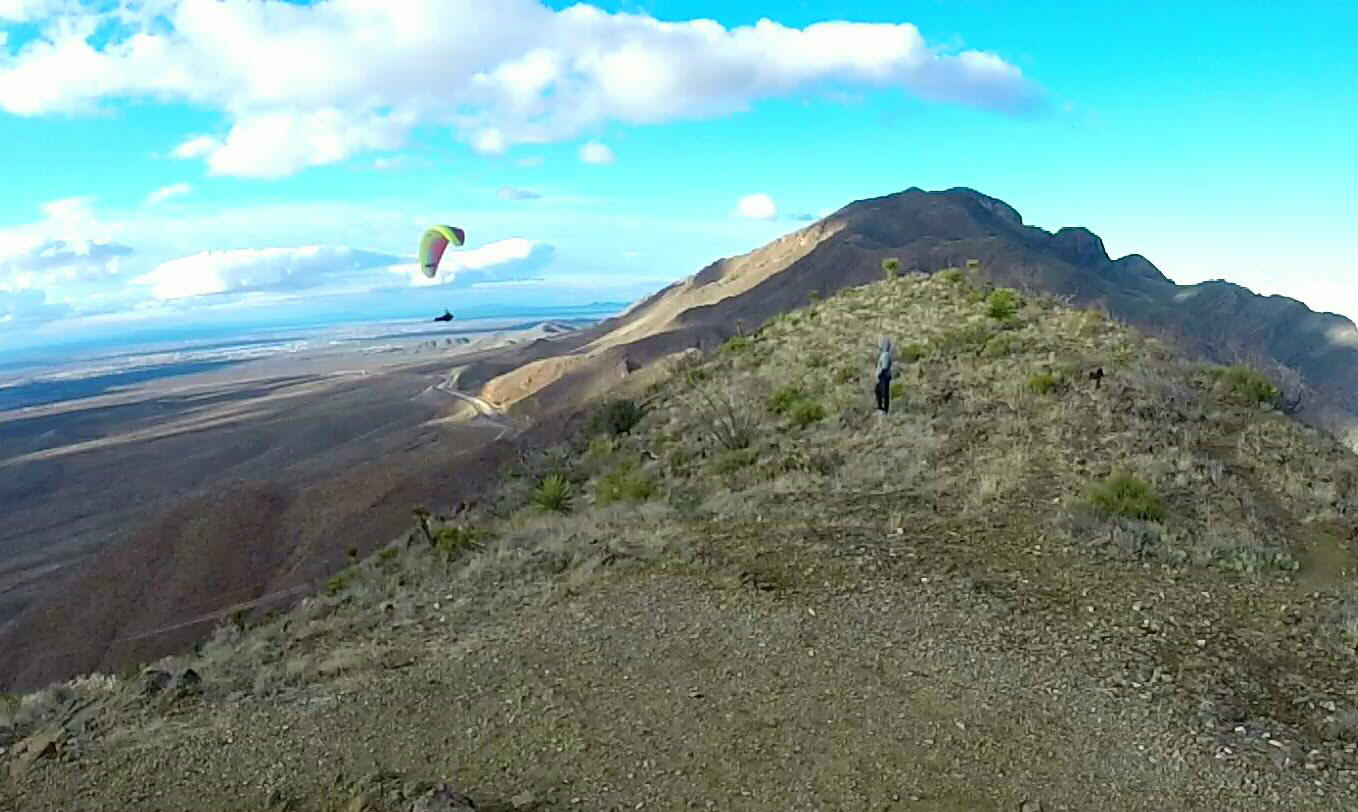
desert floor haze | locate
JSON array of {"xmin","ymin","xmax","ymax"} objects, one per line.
[{"xmin": 4, "ymin": 270, "xmax": 1358, "ymax": 810}]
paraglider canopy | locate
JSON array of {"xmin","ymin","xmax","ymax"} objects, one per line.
[{"xmin": 419, "ymin": 225, "xmax": 466, "ymax": 279}]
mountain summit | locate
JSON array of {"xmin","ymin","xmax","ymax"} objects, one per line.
[{"xmin": 464, "ymin": 187, "xmax": 1358, "ymax": 446}]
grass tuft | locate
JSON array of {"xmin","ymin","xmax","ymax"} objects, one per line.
[{"xmin": 1087, "ymin": 471, "xmax": 1166, "ymax": 521}]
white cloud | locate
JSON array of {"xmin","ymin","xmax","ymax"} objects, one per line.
[
  {"xmin": 0, "ymin": 2, "xmax": 1041, "ymax": 177},
  {"xmin": 132, "ymin": 245, "xmax": 403, "ymax": 300},
  {"xmin": 734, "ymin": 193, "xmax": 778, "ymax": 221},
  {"xmin": 0, "ymin": 288, "xmax": 69, "ymax": 324},
  {"xmin": 403, "ymin": 237, "xmax": 554, "ymax": 289},
  {"xmin": 472, "ymin": 128, "xmax": 508, "ymax": 156},
  {"xmin": 145, "ymin": 182, "xmax": 191, "ymax": 206},
  {"xmin": 171, "ymin": 135, "xmax": 218, "ymax": 159},
  {"xmin": 497, "ymin": 186, "xmax": 541, "ymax": 201},
  {"xmin": 515, "ymin": 155, "xmax": 544, "ymax": 168},
  {"xmin": 579, "ymin": 140, "xmax": 615, "ymax": 165}
]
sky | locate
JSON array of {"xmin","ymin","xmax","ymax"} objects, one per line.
[{"xmin": 1, "ymin": 0, "xmax": 1355, "ymax": 353}]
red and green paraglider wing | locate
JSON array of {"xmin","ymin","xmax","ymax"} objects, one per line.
[{"xmin": 419, "ymin": 225, "xmax": 466, "ymax": 279}]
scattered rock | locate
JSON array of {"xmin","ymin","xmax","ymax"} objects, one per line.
[
  {"xmin": 140, "ymin": 669, "xmax": 173, "ymax": 696},
  {"xmin": 509, "ymin": 790, "xmax": 536, "ymax": 809},
  {"xmin": 1019, "ymin": 801, "xmax": 1043, "ymax": 812},
  {"xmin": 410, "ymin": 783, "xmax": 477, "ymax": 811},
  {"xmin": 173, "ymin": 668, "xmax": 203, "ymax": 697}
]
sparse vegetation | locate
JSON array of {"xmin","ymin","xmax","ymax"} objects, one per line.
[
  {"xmin": 531, "ymin": 473, "xmax": 574, "ymax": 513},
  {"xmin": 833, "ymin": 366, "xmax": 856, "ymax": 384},
  {"xmin": 938, "ymin": 268, "xmax": 966, "ymax": 284},
  {"xmin": 14, "ymin": 269, "xmax": 1358, "ymax": 811},
  {"xmin": 590, "ymin": 398, "xmax": 645, "ymax": 436},
  {"xmin": 1087, "ymin": 471, "xmax": 1166, "ymax": 521},
  {"xmin": 882, "ymin": 257, "xmax": 901, "ymax": 280},
  {"xmin": 721, "ymin": 336, "xmax": 753, "ymax": 354}
]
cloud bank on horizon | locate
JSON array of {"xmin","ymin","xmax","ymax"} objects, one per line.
[{"xmin": 0, "ymin": 0, "xmax": 1046, "ymax": 335}]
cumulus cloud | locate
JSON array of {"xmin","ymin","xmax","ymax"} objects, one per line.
[
  {"xmin": 579, "ymin": 141, "xmax": 615, "ymax": 165},
  {"xmin": 145, "ymin": 182, "xmax": 191, "ymax": 206},
  {"xmin": 497, "ymin": 186, "xmax": 541, "ymax": 201},
  {"xmin": 734, "ymin": 193, "xmax": 778, "ymax": 221},
  {"xmin": 0, "ymin": 1, "xmax": 1041, "ymax": 177},
  {"xmin": 405, "ymin": 238, "xmax": 554, "ymax": 289},
  {"xmin": 132, "ymin": 245, "xmax": 404, "ymax": 300}
]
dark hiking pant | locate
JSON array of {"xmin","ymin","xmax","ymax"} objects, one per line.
[{"xmin": 875, "ymin": 370, "xmax": 891, "ymax": 413}]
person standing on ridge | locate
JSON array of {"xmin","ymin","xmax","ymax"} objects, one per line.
[{"xmin": 875, "ymin": 337, "xmax": 894, "ymax": 414}]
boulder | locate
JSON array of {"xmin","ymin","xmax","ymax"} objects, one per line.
[
  {"xmin": 410, "ymin": 784, "xmax": 477, "ymax": 811},
  {"xmin": 9, "ymin": 724, "xmax": 63, "ymax": 779}
]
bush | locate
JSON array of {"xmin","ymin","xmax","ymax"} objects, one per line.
[
  {"xmin": 688, "ymin": 381, "xmax": 757, "ymax": 450},
  {"xmin": 788, "ymin": 399, "xmax": 826, "ymax": 428},
  {"xmin": 882, "ymin": 257, "xmax": 901, "ymax": 280},
  {"xmin": 596, "ymin": 466, "xmax": 656, "ymax": 505},
  {"xmin": 767, "ymin": 385, "xmax": 808, "ymax": 415},
  {"xmin": 722, "ymin": 336, "xmax": 754, "ymax": 354},
  {"xmin": 966, "ymin": 259, "xmax": 982, "ymax": 271},
  {"xmin": 531, "ymin": 474, "xmax": 574, "ymax": 513},
  {"xmin": 1220, "ymin": 365, "xmax": 1278, "ymax": 404},
  {"xmin": 937, "ymin": 324, "xmax": 992, "ymax": 355},
  {"xmin": 889, "ymin": 380, "xmax": 905, "ymax": 400},
  {"xmin": 833, "ymin": 366, "xmax": 857, "ymax": 385},
  {"xmin": 938, "ymin": 268, "xmax": 966, "ymax": 284},
  {"xmin": 1027, "ymin": 372, "xmax": 1059, "ymax": 394},
  {"xmin": 1087, "ymin": 471, "xmax": 1166, "ymax": 521},
  {"xmin": 324, "ymin": 572, "xmax": 353, "ymax": 597},
  {"xmin": 434, "ymin": 526, "xmax": 483, "ymax": 559},
  {"xmin": 590, "ymin": 398, "xmax": 644, "ymax": 436},
  {"xmin": 377, "ymin": 547, "xmax": 400, "ymax": 564},
  {"xmin": 982, "ymin": 333, "xmax": 1016, "ymax": 359},
  {"xmin": 900, "ymin": 342, "xmax": 929, "ymax": 362},
  {"xmin": 986, "ymin": 288, "xmax": 1019, "ymax": 320},
  {"xmin": 712, "ymin": 447, "xmax": 758, "ymax": 474}
]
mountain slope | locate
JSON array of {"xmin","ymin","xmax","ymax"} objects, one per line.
[
  {"xmin": 6, "ymin": 273, "xmax": 1358, "ymax": 810},
  {"xmin": 459, "ymin": 187, "xmax": 1358, "ymax": 446}
]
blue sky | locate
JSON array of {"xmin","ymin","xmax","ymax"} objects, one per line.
[{"xmin": 1, "ymin": 0, "xmax": 1355, "ymax": 352}]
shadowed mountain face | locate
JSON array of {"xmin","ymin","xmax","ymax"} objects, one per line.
[{"xmin": 462, "ymin": 187, "xmax": 1358, "ymax": 444}]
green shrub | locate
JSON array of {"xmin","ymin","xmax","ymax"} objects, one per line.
[
  {"xmin": 889, "ymin": 381, "xmax": 905, "ymax": 400},
  {"xmin": 939, "ymin": 268, "xmax": 965, "ymax": 284},
  {"xmin": 324, "ymin": 572, "xmax": 353, "ymax": 597},
  {"xmin": 531, "ymin": 474, "xmax": 574, "ymax": 513},
  {"xmin": 833, "ymin": 366, "xmax": 857, "ymax": 385},
  {"xmin": 882, "ymin": 257, "xmax": 901, "ymax": 280},
  {"xmin": 900, "ymin": 342, "xmax": 929, "ymax": 362},
  {"xmin": 377, "ymin": 547, "xmax": 400, "ymax": 564},
  {"xmin": 986, "ymin": 288, "xmax": 1019, "ymax": 320},
  {"xmin": 788, "ymin": 399, "xmax": 826, "ymax": 428},
  {"xmin": 434, "ymin": 526, "xmax": 483, "ymax": 559},
  {"xmin": 966, "ymin": 259, "xmax": 982, "ymax": 271},
  {"xmin": 590, "ymin": 398, "xmax": 645, "ymax": 436},
  {"xmin": 1220, "ymin": 365, "xmax": 1278, "ymax": 404},
  {"xmin": 1214, "ymin": 546, "xmax": 1300, "ymax": 575},
  {"xmin": 712, "ymin": 447, "xmax": 758, "ymax": 474},
  {"xmin": 806, "ymin": 353, "xmax": 827, "ymax": 368},
  {"xmin": 596, "ymin": 466, "xmax": 657, "ymax": 505},
  {"xmin": 982, "ymin": 333, "xmax": 1016, "ymax": 358},
  {"xmin": 1087, "ymin": 471, "xmax": 1166, "ymax": 521},
  {"xmin": 1027, "ymin": 372, "xmax": 1059, "ymax": 394},
  {"xmin": 767, "ymin": 385, "xmax": 807, "ymax": 415},
  {"xmin": 936, "ymin": 324, "xmax": 991, "ymax": 355},
  {"xmin": 722, "ymin": 336, "xmax": 753, "ymax": 354}
]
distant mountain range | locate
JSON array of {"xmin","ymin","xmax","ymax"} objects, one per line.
[{"xmin": 460, "ymin": 187, "xmax": 1358, "ymax": 447}]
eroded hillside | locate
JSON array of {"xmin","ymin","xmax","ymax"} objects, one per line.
[{"xmin": 6, "ymin": 270, "xmax": 1358, "ymax": 811}]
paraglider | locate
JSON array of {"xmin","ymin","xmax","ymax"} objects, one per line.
[
  {"xmin": 434, "ymin": 309, "xmax": 454, "ymax": 322},
  {"xmin": 419, "ymin": 225, "xmax": 466, "ymax": 279}
]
